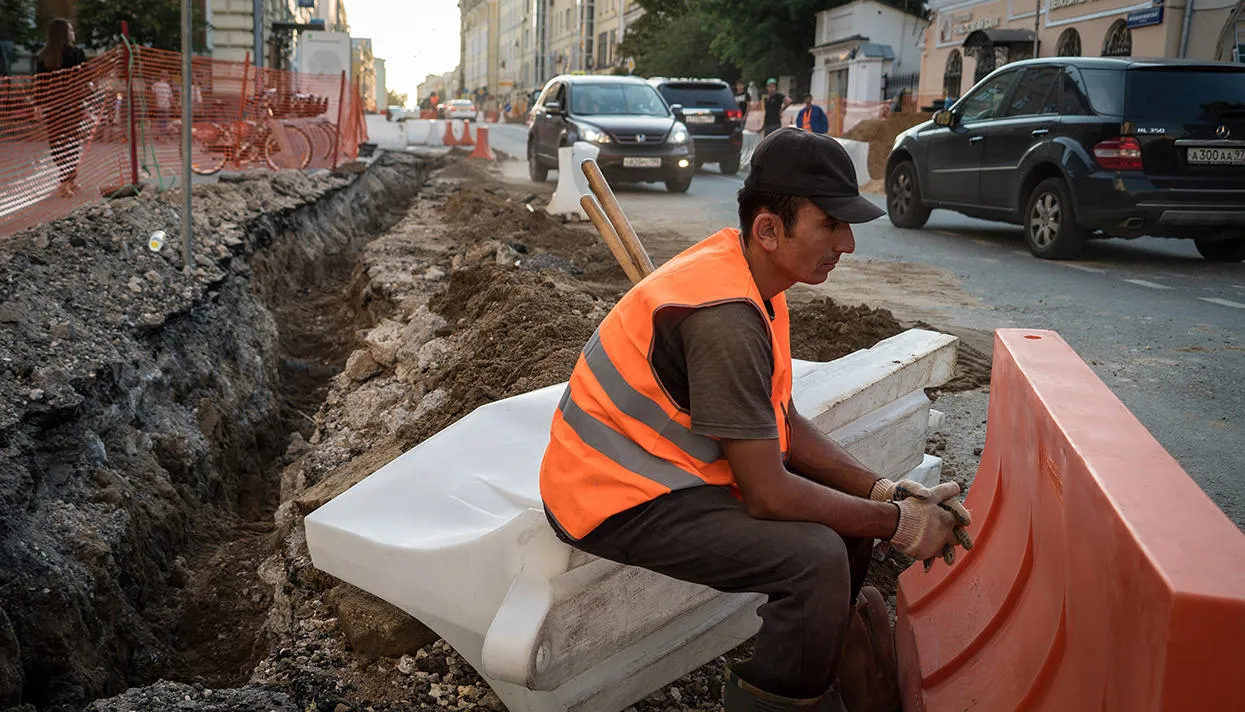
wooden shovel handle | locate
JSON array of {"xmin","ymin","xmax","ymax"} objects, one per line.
[
  {"xmin": 580, "ymin": 158, "xmax": 654, "ymax": 278},
  {"xmin": 580, "ymin": 194, "xmax": 643, "ymax": 284}
]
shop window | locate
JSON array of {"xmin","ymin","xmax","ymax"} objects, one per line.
[
  {"xmin": 944, "ymin": 50, "xmax": 963, "ymax": 98},
  {"xmin": 1056, "ymin": 28, "xmax": 1082, "ymax": 57},
  {"xmin": 1102, "ymin": 20, "xmax": 1132, "ymax": 57}
]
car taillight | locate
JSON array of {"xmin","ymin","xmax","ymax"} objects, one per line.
[
  {"xmin": 725, "ymin": 109, "xmax": 742, "ymax": 121},
  {"xmin": 1094, "ymin": 137, "xmax": 1143, "ymax": 171}
]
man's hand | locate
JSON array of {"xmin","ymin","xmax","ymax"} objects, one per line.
[
  {"xmin": 889, "ymin": 482, "xmax": 969, "ymax": 562},
  {"xmin": 871, "ymin": 477, "xmax": 973, "ymax": 569}
]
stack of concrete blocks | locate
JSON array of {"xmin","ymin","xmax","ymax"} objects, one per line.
[{"xmin": 306, "ymin": 329, "xmax": 957, "ymax": 712}]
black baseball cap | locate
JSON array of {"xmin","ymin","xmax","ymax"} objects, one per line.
[{"xmin": 744, "ymin": 127, "xmax": 884, "ymax": 224}]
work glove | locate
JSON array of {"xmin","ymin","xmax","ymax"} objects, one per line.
[
  {"xmin": 872, "ymin": 477, "xmax": 973, "ymax": 569},
  {"xmin": 887, "ymin": 481, "xmax": 973, "ymax": 567}
]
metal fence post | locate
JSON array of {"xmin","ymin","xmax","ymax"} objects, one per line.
[
  {"xmin": 181, "ymin": 0, "xmax": 195, "ymax": 270},
  {"xmin": 333, "ymin": 69, "xmax": 346, "ymax": 171},
  {"xmin": 235, "ymin": 51, "xmax": 251, "ymax": 169},
  {"xmin": 121, "ymin": 21, "xmax": 139, "ymax": 186}
]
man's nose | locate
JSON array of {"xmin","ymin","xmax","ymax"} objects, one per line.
[{"xmin": 836, "ymin": 225, "xmax": 856, "ymax": 254}]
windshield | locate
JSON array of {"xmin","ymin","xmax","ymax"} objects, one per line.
[
  {"xmin": 656, "ymin": 83, "xmax": 734, "ymax": 109},
  {"xmin": 1126, "ymin": 68, "xmax": 1245, "ymax": 121},
  {"xmin": 571, "ymin": 84, "xmax": 669, "ymax": 116}
]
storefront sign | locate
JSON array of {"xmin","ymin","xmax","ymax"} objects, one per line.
[
  {"xmin": 1126, "ymin": 4, "xmax": 1164, "ymax": 27},
  {"xmin": 939, "ymin": 12, "xmax": 1002, "ymax": 43},
  {"xmin": 1050, "ymin": 0, "xmax": 1092, "ymax": 10}
]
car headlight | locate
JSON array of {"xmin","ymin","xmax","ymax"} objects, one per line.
[
  {"xmin": 669, "ymin": 123, "xmax": 689, "ymax": 144},
  {"xmin": 579, "ymin": 125, "xmax": 611, "ymax": 144}
]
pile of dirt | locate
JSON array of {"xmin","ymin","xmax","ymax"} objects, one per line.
[
  {"xmin": 788, "ymin": 297, "xmax": 905, "ymax": 362},
  {"xmin": 844, "ymin": 112, "xmax": 931, "ymax": 184}
]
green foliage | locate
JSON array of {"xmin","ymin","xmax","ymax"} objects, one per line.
[
  {"xmin": 75, "ymin": 0, "xmax": 208, "ymax": 52},
  {"xmin": 386, "ymin": 89, "xmax": 408, "ymax": 107},
  {"xmin": 0, "ymin": 0, "xmax": 36, "ymax": 46},
  {"xmin": 699, "ymin": 0, "xmax": 825, "ymax": 88},
  {"xmin": 617, "ymin": 0, "xmax": 736, "ymax": 81}
]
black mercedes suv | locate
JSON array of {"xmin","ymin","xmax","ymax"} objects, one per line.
[
  {"xmin": 885, "ymin": 57, "xmax": 1245, "ymax": 261},
  {"xmin": 648, "ymin": 77, "xmax": 745, "ymax": 175},
  {"xmin": 526, "ymin": 74, "xmax": 695, "ymax": 193}
]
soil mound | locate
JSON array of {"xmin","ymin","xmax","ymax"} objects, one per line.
[
  {"xmin": 844, "ymin": 112, "xmax": 932, "ymax": 181},
  {"xmin": 789, "ymin": 297, "xmax": 905, "ymax": 362}
]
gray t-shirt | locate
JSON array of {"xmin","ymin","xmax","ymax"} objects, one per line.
[{"xmin": 649, "ymin": 301, "xmax": 777, "ymax": 441}]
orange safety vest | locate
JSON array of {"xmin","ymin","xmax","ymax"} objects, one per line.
[
  {"xmin": 540, "ymin": 227, "xmax": 793, "ymax": 540},
  {"xmin": 800, "ymin": 107, "xmax": 812, "ymax": 131}
]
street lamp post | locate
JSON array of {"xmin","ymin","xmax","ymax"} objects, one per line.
[{"xmin": 181, "ymin": 0, "xmax": 195, "ymax": 270}]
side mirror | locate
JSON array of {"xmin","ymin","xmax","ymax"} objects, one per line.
[
  {"xmin": 545, "ymin": 101, "xmax": 562, "ymax": 114},
  {"xmin": 933, "ymin": 109, "xmax": 956, "ymax": 128},
  {"xmin": 669, "ymin": 103, "xmax": 684, "ymax": 115}
]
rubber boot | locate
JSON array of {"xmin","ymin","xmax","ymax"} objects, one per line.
[
  {"xmin": 723, "ymin": 663, "xmax": 823, "ymax": 712},
  {"xmin": 837, "ymin": 586, "xmax": 901, "ymax": 712}
]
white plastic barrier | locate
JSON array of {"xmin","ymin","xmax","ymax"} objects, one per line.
[
  {"xmin": 426, "ymin": 120, "xmax": 445, "ymax": 148},
  {"xmin": 739, "ymin": 130, "xmax": 761, "ymax": 173},
  {"xmin": 364, "ymin": 114, "xmax": 407, "ymax": 151},
  {"xmin": 403, "ymin": 119, "xmax": 432, "ymax": 146},
  {"xmin": 306, "ymin": 329, "xmax": 958, "ymax": 712},
  {"xmin": 832, "ymin": 137, "xmax": 872, "ymax": 186},
  {"xmin": 545, "ymin": 142, "xmax": 600, "ymax": 220}
]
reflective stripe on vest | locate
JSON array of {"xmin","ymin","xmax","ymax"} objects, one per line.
[{"xmin": 540, "ymin": 227, "xmax": 793, "ymax": 539}]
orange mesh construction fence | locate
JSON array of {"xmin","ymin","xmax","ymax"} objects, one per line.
[{"xmin": 0, "ymin": 44, "xmax": 368, "ymax": 238}]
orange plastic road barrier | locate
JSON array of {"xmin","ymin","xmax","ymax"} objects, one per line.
[
  {"xmin": 896, "ymin": 329, "xmax": 1245, "ymax": 712},
  {"xmin": 442, "ymin": 120, "xmax": 459, "ymax": 146},
  {"xmin": 458, "ymin": 120, "xmax": 475, "ymax": 146},
  {"xmin": 469, "ymin": 126, "xmax": 495, "ymax": 161}
]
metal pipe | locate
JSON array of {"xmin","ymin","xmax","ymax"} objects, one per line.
[
  {"xmin": 121, "ymin": 21, "xmax": 139, "ymax": 187},
  {"xmin": 1033, "ymin": 0, "xmax": 1041, "ymax": 57},
  {"xmin": 580, "ymin": 195, "xmax": 643, "ymax": 284},
  {"xmin": 1180, "ymin": 0, "xmax": 1197, "ymax": 57},
  {"xmin": 254, "ymin": 0, "xmax": 264, "ymax": 69},
  {"xmin": 181, "ymin": 0, "xmax": 195, "ymax": 270}
]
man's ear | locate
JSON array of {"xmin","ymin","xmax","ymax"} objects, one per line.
[{"xmin": 751, "ymin": 211, "xmax": 782, "ymax": 252}]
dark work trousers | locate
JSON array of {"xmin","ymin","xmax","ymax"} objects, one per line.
[
  {"xmin": 762, "ymin": 123, "xmax": 782, "ymax": 137},
  {"xmin": 546, "ymin": 485, "xmax": 873, "ymax": 699}
]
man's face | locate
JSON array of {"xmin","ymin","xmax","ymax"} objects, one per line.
[
  {"xmin": 767, "ymin": 83, "xmax": 777, "ymax": 95},
  {"xmin": 804, "ymin": 96, "xmax": 813, "ymax": 107},
  {"xmin": 763, "ymin": 201, "xmax": 855, "ymax": 285}
]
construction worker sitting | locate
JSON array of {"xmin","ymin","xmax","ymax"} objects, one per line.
[{"xmin": 539, "ymin": 127, "xmax": 972, "ymax": 712}]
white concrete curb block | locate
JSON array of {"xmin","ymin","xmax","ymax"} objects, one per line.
[
  {"xmin": 305, "ymin": 328, "xmax": 960, "ymax": 712},
  {"xmin": 831, "ymin": 137, "xmax": 872, "ymax": 186}
]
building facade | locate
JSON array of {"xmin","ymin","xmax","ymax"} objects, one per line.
[
  {"xmin": 810, "ymin": 0, "xmax": 929, "ymax": 105},
  {"xmin": 374, "ymin": 56, "xmax": 387, "ymax": 108},
  {"xmin": 207, "ymin": 0, "xmax": 349, "ymax": 67},
  {"xmin": 351, "ymin": 37, "xmax": 376, "ymax": 111},
  {"xmin": 921, "ymin": 0, "xmax": 1245, "ymax": 100}
]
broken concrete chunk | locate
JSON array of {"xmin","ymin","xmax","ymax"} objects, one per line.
[{"xmin": 327, "ymin": 584, "xmax": 438, "ymax": 664}]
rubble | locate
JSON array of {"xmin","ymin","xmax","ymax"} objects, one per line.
[{"xmin": 0, "ymin": 153, "xmax": 981, "ymax": 712}]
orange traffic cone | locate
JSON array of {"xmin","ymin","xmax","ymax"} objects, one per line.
[
  {"xmin": 442, "ymin": 120, "xmax": 458, "ymax": 146},
  {"xmin": 459, "ymin": 121, "xmax": 475, "ymax": 147},
  {"xmin": 469, "ymin": 126, "xmax": 496, "ymax": 161}
]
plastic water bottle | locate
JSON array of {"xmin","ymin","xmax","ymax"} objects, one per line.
[{"xmin": 148, "ymin": 230, "xmax": 166, "ymax": 252}]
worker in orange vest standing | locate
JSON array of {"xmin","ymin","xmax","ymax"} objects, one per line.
[
  {"xmin": 539, "ymin": 127, "xmax": 972, "ymax": 712},
  {"xmin": 796, "ymin": 93, "xmax": 830, "ymax": 135}
]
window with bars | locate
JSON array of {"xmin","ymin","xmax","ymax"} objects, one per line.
[
  {"xmin": 944, "ymin": 50, "xmax": 963, "ymax": 98},
  {"xmin": 1056, "ymin": 28, "xmax": 1081, "ymax": 56},
  {"xmin": 1102, "ymin": 20, "xmax": 1131, "ymax": 57}
]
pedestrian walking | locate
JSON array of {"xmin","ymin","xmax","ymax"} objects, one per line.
[
  {"xmin": 734, "ymin": 79, "xmax": 750, "ymax": 116},
  {"xmin": 796, "ymin": 94, "xmax": 830, "ymax": 134},
  {"xmin": 33, "ymin": 18, "xmax": 88, "ymax": 198},
  {"xmin": 761, "ymin": 77, "xmax": 789, "ymax": 137},
  {"xmin": 152, "ymin": 72, "xmax": 173, "ymax": 138}
]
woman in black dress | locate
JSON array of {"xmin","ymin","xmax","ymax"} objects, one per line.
[{"xmin": 34, "ymin": 18, "xmax": 88, "ymax": 197}]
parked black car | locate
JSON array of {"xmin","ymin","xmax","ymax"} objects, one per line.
[
  {"xmin": 527, "ymin": 74, "xmax": 695, "ymax": 193},
  {"xmin": 885, "ymin": 57, "xmax": 1245, "ymax": 261},
  {"xmin": 648, "ymin": 77, "xmax": 744, "ymax": 175}
]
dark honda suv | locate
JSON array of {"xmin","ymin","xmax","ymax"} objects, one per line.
[
  {"xmin": 885, "ymin": 58, "xmax": 1245, "ymax": 261},
  {"xmin": 648, "ymin": 77, "xmax": 745, "ymax": 175},
  {"xmin": 527, "ymin": 74, "xmax": 695, "ymax": 193}
]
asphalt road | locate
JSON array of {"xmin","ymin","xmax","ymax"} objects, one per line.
[{"xmin": 484, "ymin": 122, "xmax": 1245, "ymax": 526}]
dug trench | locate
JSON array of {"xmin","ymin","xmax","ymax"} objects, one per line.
[{"xmin": 1, "ymin": 153, "xmax": 991, "ymax": 712}]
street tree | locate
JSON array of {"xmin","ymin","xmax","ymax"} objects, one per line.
[
  {"xmin": 617, "ymin": 0, "xmax": 737, "ymax": 81},
  {"xmin": 699, "ymin": 0, "xmax": 828, "ymax": 88},
  {"xmin": 75, "ymin": 0, "xmax": 207, "ymax": 52},
  {"xmin": 386, "ymin": 89, "xmax": 408, "ymax": 108}
]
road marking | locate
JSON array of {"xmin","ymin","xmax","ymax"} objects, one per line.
[
  {"xmin": 1059, "ymin": 263, "xmax": 1105, "ymax": 273},
  {"xmin": 1123, "ymin": 279, "xmax": 1172, "ymax": 290},
  {"xmin": 1200, "ymin": 297, "xmax": 1245, "ymax": 309}
]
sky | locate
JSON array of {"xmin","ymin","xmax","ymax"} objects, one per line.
[{"xmin": 347, "ymin": 0, "xmax": 461, "ymax": 105}]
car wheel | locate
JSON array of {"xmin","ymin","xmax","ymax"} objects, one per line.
[
  {"xmin": 886, "ymin": 161, "xmax": 931, "ymax": 229},
  {"xmin": 528, "ymin": 142, "xmax": 548, "ymax": 182},
  {"xmin": 665, "ymin": 176, "xmax": 692, "ymax": 193},
  {"xmin": 1024, "ymin": 177, "xmax": 1085, "ymax": 259},
  {"xmin": 720, "ymin": 155, "xmax": 740, "ymax": 176},
  {"xmin": 1194, "ymin": 237, "xmax": 1245, "ymax": 262}
]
